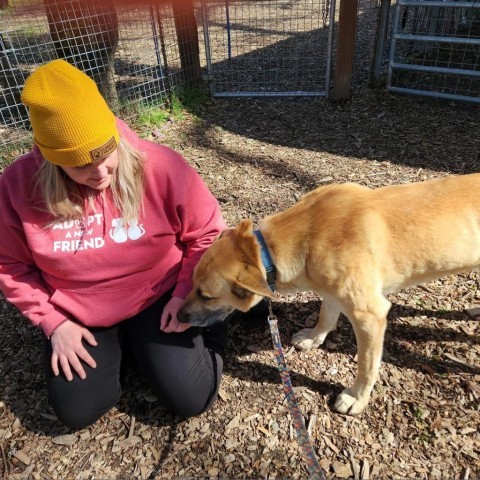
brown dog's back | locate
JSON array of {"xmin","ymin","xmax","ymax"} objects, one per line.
[{"xmin": 262, "ymin": 174, "xmax": 480, "ymax": 295}]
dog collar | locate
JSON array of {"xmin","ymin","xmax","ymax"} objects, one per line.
[{"xmin": 253, "ymin": 229, "xmax": 276, "ymax": 291}]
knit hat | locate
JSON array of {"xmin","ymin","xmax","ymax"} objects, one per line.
[{"xmin": 21, "ymin": 59, "xmax": 119, "ymax": 167}]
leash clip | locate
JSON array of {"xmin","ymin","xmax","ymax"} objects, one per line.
[
  {"xmin": 267, "ymin": 300, "xmax": 280, "ymax": 342},
  {"xmin": 267, "ymin": 299, "xmax": 275, "ymax": 318},
  {"xmin": 267, "ymin": 316, "xmax": 280, "ymax": 344}
]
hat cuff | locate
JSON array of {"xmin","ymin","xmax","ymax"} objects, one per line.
[{"xmin": 36, "ymin": 120, "xmax": 120, "ymax": 167}]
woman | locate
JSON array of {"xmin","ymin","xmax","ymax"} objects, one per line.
[{"xmin": 0, "ymin": 59, "xmax": 227, "ymax": 429}]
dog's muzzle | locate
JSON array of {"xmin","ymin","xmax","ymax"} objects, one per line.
[{"xmin": 177, "ymin": 305, "xmax": 234, "ymax": 327}]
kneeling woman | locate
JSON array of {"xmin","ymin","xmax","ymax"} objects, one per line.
[{"xmin": 0, "ymin": 60, "xmax": 227, "ymax": 429}]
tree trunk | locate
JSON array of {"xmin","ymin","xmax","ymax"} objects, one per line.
[
  {"xmin": 171, "ymin": 0, "xmax": 202, "ymax": 88},
  {"xmin": 44, "ymin": 0, "xmax": 119, "ymax": 108}
]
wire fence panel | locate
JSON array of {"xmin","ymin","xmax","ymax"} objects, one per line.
[
  {"xmin": 357, "ymin": 0, "xmax": 388, "ymax": 86},
  {"xmin": 388, "ymin": 0, "xmax": 480, "ymax": 103},
  {"xmin": 9, "ymin": 1, "xmax": 473, "ymax": 152},
  {"xmin": 200, "ymin": 0, "xmax": 335, "ymax": 97},
  {"xmin": 0, "ymin": 0, "xmax": 186, "ymax": 152}
]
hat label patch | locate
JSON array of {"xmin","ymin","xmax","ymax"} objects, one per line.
[{"xmin": 90, "ymin": 136, "xmax": 117, "ymax": 162}]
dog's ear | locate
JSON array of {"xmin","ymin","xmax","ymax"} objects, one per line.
[
  {"xmin": 219, "ymin": 228, "xmax": 234, "ymax": 239},
  {"xmin": 235, "ymin": 219, "xmax": 253, "ymax": 237},
  {"xmin": 230, "ymin": 219, "xmax": 259, "ymax": 261},
  {"xmin": 235, "ymin": 279, "xmax": 275, "ymax": 300},
  {"xmin": 233, "ymin": 265, "xmax": 275, "ymax": 299},
  {"xmin": 219, "ymin": 220, "xmax": 252, "ymax": 239}
]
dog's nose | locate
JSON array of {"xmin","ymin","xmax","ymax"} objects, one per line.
[{"xmin": 177, "ymin": 308, "xmax": 189, "ymax": 324}]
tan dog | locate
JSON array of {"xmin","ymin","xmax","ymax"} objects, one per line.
[{"xmin": 178, "ymin": 174, "xmax": 480, "ymax": 415}]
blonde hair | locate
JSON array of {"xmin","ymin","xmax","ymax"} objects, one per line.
[{"xmin": 36, "ymin": 137, "xmax": 145, "ymax": 225}]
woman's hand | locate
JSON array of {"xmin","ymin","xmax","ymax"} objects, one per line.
[
  {"xmin": 160, "ymin": 296, "xmax": 191, "ymax": 333},
  {"xmin": 50, "ymin": 319, "xmax": 97, "ymax": 381}
]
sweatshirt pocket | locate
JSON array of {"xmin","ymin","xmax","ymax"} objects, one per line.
[{"xmin": 50, "ymin": 282, "xmax": 156, "ymax": 327}]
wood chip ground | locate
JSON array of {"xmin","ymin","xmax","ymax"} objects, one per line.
[{"xmin": 1, "ymin": 87, "xmax": 479, "ymax": 478}]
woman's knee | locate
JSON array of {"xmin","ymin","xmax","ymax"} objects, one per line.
[
  {"xmin": 162, "ymin": 387, "xmax": 220, "ymax": 419},
  {"xmin": 49, "ymin": 388, "xmax": 121, "ymax": 430},
  {"xmin": 43, "ymin": 325, "xmax": 124, "ymax": 429},
  {"xmin": 52, "ymin": 404, "xmax": 103, "ymax": 430},
  {"xmin": 148, "ymin": 354, "xmax": 223, "ymax": 418}
]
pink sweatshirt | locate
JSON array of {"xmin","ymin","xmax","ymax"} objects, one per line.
[{"xmin": 0, "ymin": 120, "xmax": 226, "ymax": 337}]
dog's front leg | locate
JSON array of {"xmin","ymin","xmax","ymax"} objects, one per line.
[
  {"xmin": 334, "ymin": 299, "xmax": 389, "ymax": 416},
  {"xmin": 291, "ymin": 299, "xmax": 340, "ymax": 351}
]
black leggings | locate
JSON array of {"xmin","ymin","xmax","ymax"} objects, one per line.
[{"xmin": 43, "ymin": 292, "xmax": 228, "ymax": 429}]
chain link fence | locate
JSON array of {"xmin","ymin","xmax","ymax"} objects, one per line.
[
  {"xmin": 0, "ymin": 0, "xmax": 195, "ymax": 153},
  {"xmin": 5, "ymin": 0, "xmax": 450, "ymax": 156}
]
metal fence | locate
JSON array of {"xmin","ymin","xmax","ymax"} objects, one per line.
[
  {"xmin": 388, "ymin": 0, "xmax": 480, "ymax": 103},
  {"xmin": 2, "ymin": 0, "xmax": 441, "ymax": 155},
  {"xmin": 200, "ymin": 0, "xmax": 336, "ymax": 97},
  {"xmin": 0, "ymin": 0, "xmax": 187, "ymax": 151}
]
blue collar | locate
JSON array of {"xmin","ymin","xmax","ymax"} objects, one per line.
[{"xmin": 253, "ymin": 229, "xmax": 276, "ymax": 291}]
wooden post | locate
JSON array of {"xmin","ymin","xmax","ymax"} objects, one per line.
[
  {"xmin": 370, "ymin": 0, "xmax": 391, "ymax": 86},
  {"xmin": 333, "ymin": 0, "xmax": 358, "ymax": 100},
  {"xmin": 171, "ymin": 0, "xmax": 202, "ymax": 88}
]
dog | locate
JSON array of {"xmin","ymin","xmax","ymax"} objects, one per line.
[{"xmin": 177, "ymin": 173, "xmax": 480, "ymax": 416}]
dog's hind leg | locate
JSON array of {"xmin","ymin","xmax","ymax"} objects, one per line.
[
  {"xmin": 291, "ymin": 298, "xmax": 341, "ymax": 351},
  {"xmin": 334, "ymin": 295, "xmax": 390, "ymax": 416}
]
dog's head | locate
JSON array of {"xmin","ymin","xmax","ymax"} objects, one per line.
[{"xmin": 177, "ymin": 219, "xmax": 275, "ymax": 327}]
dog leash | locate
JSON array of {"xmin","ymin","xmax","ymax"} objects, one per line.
[
  {"xmin": 253, "ymin": 229, "xmax": 326, "ymax": 479},
  {"xmin": 267, "ymin": 301, "xmax": 326, "ymax": 480}
]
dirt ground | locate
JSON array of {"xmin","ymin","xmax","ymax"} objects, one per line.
[{"xmin": 1, "ymin": 86, "xmax": 480, "ymax": 479}]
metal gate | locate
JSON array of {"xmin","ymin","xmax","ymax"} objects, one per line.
[
  {"xmin": 388, "ymin": 0, "xmax": 480, "ymax": 104},
  {"xmin": 200, "ymin": 0, "xmax": 336, "ymax": 97}
]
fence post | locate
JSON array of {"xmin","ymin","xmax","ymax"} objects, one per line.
[
  {"xmin": 172, "ymin": 0, "xmax": 202, "ymax": 88},
  {"xmin": 333, "ymin": 0, "xmax": 358, "ymax": 100},
  {"xmin": 370, "ymin": 0, "xmax": 391, "ymax": 85}
]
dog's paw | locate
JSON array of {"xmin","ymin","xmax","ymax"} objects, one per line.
[
  {"xmin": 334, "ymin": 389, "xmax": 368, "ymax": 416},
  {"xmin": 291, "ymin": 328, "xmax": 325, "ymax": 352}
]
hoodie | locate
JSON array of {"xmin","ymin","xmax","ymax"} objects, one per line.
[{"xmin": 0, "ymin": 119, "xmax": 226, "ymax": 337}]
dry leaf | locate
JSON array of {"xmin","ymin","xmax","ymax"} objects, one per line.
[
  {"xmin": 52, "ymin": 434, "xmax": 78, "ymax": 446},
  {"xmin": 333, "ymin": 461, "xmax": 353, "ymax": 478},
  {"xmin": 218, "ymin": 387, "xmax": 231, "ymax": 402},
  {"xmin": 225, "ymin": 416, "xmax": 240, "ymax": 430},
  {"xmin": 118, "ymin": 435, "xmax": 141, "ymax": 449},
  {"xmin": 431, "ymin": 414, "xmax": 443, "ymax": 431},
  {"xmin": 244, "ymin": 413, "xmax": 260, "ymax": 423},
  {"xmin": 13, "ymin": 449, "xmax": 30, "ymax": 465},
  {"xmin": 12, "ymin": 417, "xmax": 21, "ymax": 432}
]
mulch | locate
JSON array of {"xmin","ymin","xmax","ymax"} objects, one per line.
[{"xmin": 1, "ymin": 87, "xmax": 479, "ymax": 479}]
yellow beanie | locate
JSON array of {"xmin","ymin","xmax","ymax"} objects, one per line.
[{"xmin": 21, "ymin": 59, "xmax": 119, "ymax": 167}]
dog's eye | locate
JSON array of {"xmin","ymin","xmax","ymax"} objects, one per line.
[
  {"xmin": 196, "ymin": 288, "xmax": 213, "ymax": 303},
  {"xmin": 232, "ymin": 285, "xmax": 252, "ymax": 299}
]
